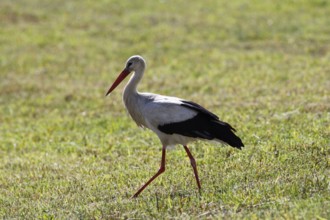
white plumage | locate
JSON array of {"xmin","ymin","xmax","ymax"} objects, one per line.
[{"xmin": 106, "ymin": 55, "xmax": 244, "ymax": 198}]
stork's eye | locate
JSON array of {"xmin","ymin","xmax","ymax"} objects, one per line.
[{"xmin": 127, "ymin": 62, "xmax": 133, "ymax": 67}]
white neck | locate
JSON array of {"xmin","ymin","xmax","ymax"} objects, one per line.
[
  {"xmin": 123, "ymin": 65, "xmax": 147, "ymax": 127},
  {"xmin": 124, "ymin": 64, "xmax": 145, "ymax": 96}
]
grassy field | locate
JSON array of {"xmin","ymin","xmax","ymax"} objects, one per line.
[{"xmin": 0, "ymin": 0, "xmax": 329, "ymax": 219}]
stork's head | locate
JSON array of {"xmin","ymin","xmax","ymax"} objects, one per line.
[
  {"xmin": 124, "ymin": 55, "xmax": 146, "ymax": 73},
  {"xmin": 106, "ymin": 55, "xmax": 146, "ymax": 96}
]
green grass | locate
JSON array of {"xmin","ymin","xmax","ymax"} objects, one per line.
[{"xmin": 0, "ymin": 0, "xmax": 329, "ymax": 219}]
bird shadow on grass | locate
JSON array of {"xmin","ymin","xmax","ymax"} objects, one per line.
[
  {"xmin": 126, "ymin": 186, "xmax": 229, "ymax": 203},
  {"xmin": 158, "ymin": 188, "xmax": 227, "ymax": 200},
  {"xmin": 168, "ymin": 190, "xmax": 201, "ymax": 199}
]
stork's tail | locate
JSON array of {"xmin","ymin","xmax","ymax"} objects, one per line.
[{"xmin": 211, "ymin": 120, "xmax": 244, "ymax": 150}]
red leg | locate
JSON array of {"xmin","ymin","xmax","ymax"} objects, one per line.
[
  {"xmin": 132, "ymin": 146, "xmax": 166, "ymax": 198},
  {"xmin": 183, "ymin": 145, "xmax": 201, "ymax": 190}
]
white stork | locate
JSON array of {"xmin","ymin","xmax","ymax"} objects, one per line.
[{"xmin": 106, "ymin": 55, "xmax": 244, "ymax": 198}]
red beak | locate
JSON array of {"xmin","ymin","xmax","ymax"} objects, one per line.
[{"xmin": 106, "ymin": 69, "xmax": 130, "ymax": 96}]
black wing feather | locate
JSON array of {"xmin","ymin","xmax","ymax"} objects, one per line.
[
  {"xmin": 180, "ymin": 100, "xmax": 219, "ymax": 120},
  {"xmin": 158, "ymin": 101, "xmax": 244, "ymax": 149}
]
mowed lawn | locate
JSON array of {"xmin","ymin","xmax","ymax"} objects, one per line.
[{"xmin": 0, "ymin": 0, "xmax": 329, "ymax": 219}]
